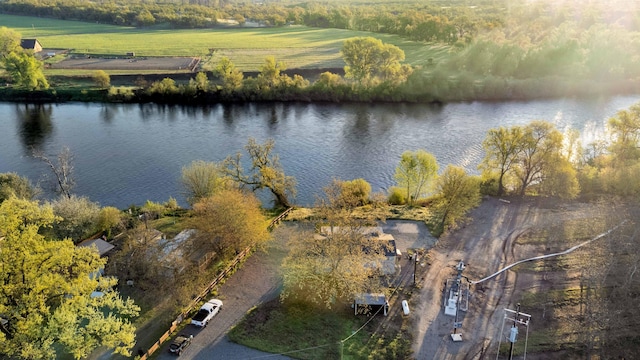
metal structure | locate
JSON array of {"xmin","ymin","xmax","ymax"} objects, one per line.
[
  {"xmin": 445, "ymin": 261, "xmax": 469, "ymax": 341},
  {"xmin": 496, "ymin": 304, "xmax": 531, "ymax": 360}
]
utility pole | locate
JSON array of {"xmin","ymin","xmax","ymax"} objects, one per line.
[
  {"xmin": 508, "ymin": 304, "xmax": 520, "ymax": 360},
  {"xmin": 496, "ymin": 305, "xmax": 531, "ymax": 360},
  {"xmin": 413, "ymin": 251, "xmax": 418, "ymax": 286}
]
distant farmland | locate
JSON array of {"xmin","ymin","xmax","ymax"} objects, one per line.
[{"xmin": 2, "ymin": 14, "xmax": 447, "ymax": 72}]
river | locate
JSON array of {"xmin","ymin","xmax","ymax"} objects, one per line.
[{"xmin": 1, "ymin": 96, "xmax": 639, "ymax": 208}]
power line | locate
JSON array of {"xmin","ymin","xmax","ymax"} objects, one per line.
[{"xmin": 471, "ymin": 221, "xmax": 626, "ymax": 285}]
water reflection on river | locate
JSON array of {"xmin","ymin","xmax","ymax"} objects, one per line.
[{"xmin": 1, "ymin": 96, "xmax": 639, "ymax": 208}]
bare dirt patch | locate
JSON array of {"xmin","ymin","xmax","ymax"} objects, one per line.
[
  {"xmin": 51, "ymin": 56, "xmax": 199, "ymax": 71},
  {"xmin": 411, "ymin": 196, "xmax": 615, "ymax": 359}
]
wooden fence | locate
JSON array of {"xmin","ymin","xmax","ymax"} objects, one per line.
[{"xmin": 138, "ymin": 207, "xmax": 293, "ymax": 359}]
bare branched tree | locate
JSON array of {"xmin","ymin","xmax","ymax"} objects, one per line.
[
  {"xmin": 32, "ymin": 146, "xmax": 75, "ymax": 199},
  {"xmin": 223, "ymin": 138, "xmax": 296, "ymax": 208}
]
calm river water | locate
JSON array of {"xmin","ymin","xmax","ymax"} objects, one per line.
[{"xmin": 1, "ymin": 96, "xmax": 639, "ymax": 208}]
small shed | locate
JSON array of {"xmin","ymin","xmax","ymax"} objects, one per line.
[
  {"xmin": 354, "ymin": 293, "xmax": 389, "ymax": 316},
  {"xmin": 20, "ymin": 39, "xmax": 43, "ymax": 52}
]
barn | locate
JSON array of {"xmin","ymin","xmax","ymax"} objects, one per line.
[{"xmin": 20, "ymin": 39, "xmax": 43, "ymax": 52}]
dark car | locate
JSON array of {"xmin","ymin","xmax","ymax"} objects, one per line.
[{"xmin": 168, "ymin": 334, "xmax": 193, "ymax": 355}]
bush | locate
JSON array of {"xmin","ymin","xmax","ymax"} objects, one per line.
[
  {"xmin": 479, "ymin": 172, "xmax": 499, "ymax": 196},
  {"xmin": 107, "ymin": 86, "xmax": 135, "ymax": 101},
  {"xmin": 92, "ymin": 70, "xmax": 110, "ymax": 88},
  {"xmin": 50, "ymin": 195, "xmax": 101, "ymax": 242},
  {"xmin": 340, "ymin": 178, "xmax": 371, "ymax": 206},
  {"xmin": 97, "ymin": 206, "xmax": 124, "ymax": 238},
  {"xmin": 387, "ymin": 186, "xmax": 406, "ymax": 205}
]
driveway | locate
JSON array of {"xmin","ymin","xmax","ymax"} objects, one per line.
[
  {"xmin": 155, "ymin": 225, "xmax": 296, "ymax": 360},
  {"xmin": 154, "ymin": 220, "xmax": 432, "ymax": 359}
]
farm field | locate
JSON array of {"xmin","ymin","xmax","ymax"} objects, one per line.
[{"xmin": 2, "ymin": 14, "xmax": 448, "ymax": 72}]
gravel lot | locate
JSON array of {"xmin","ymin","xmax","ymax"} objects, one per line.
[{"xmin": 51, "ymin": 56, "xmax": 198, "ymax": 71}]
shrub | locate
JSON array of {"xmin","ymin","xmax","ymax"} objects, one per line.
[
  {"xmin": 92, "ymin": 70, "xmax": 110, "ymax": 88},
  {"xmin": 340, "ymin": 178, "xmax": 371, "ymax": 206},
  {"xmin": 388, "ymin": 186, "xmax": 406, "ymax": 205},
  {"xmin": 107, "ymin": 86, "xmax": 135, "ymax": 101}
]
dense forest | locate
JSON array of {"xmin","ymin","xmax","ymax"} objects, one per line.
[{"xmin": 0, "ymin": 0, "xmax": 504, "ymax": 43}]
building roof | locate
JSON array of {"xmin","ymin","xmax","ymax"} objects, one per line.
[
  {"xmin": 78, "ymin": 238, "xmax": 115, "ymax": 256},
  {"xmin": 354, "ymin": 293, "xmax": 387, "ymax": 306},
  {"xmin": 20, "ymin": 39, "xmax": 40, "ymax": 49}
]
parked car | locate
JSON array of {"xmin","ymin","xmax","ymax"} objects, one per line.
[
  {"xmin": 168, "ymin": 334, "xmax": 193, "ymax": 355},
  {"xmin": 190, "ymin": 298, "xmax": 223, "ymax": 327}
]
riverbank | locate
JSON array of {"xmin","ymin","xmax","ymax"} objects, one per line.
[{"xmin": 2, "ymin": 72, "xmax": 640, "ymax": 104}]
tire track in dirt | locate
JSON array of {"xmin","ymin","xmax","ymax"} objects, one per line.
[{"xmin": 411, "ymin": 197, "xmax": 542, "ymax": 360}]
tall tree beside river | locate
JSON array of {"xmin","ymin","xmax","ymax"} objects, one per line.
[
  {"xmin": 394, "ymin": 150, "xmax": 439, "ymax": 206},
  {"xmin": 341, "ymin": 37, "xmax": 412, "ymax": 86},
  {"xmin": 224, "ymin": 138, "xmax": 296, "ymax": 208}
]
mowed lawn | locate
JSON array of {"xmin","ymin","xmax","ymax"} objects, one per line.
[{"xmin": 2, "ymin": 14, "xmax": 450, "ymax": 71}]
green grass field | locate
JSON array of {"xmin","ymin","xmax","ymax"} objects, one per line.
[{"xmin": 2, "ymin": 14, "xmax": 451, "ymax": 71}]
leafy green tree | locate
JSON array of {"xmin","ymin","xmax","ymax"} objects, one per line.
[
  {"xmin": 314, "ymin": 71, "xmax": 345, "ymax": 88},
  {"xmin": 607, "ymin": 103, "xmax": 640, "ymax": 165},
  {"xmin": 96, "ymin": 206, "xmax": 123, "ymax": 238},
  {"xmin": 0, "ymin": 172, "xmax": 37, "ymax": 202},
  {"xmin": 539, "ymin": 155, "xmax": 580, "ymax": 199},
  {"xmin": 224, "ymin": 138, "xmax": 296, "ymax": 208},
  {"xmin": 513, "ymin": 121, "xmax": 564, "ymax": 196},
  {"xmin": 148, "ymin": 78, "xmax": 178, "ymax": 95},
  {"xmin": 0, "ymin": 198, "xmax": 139, "ymax": 360},
  {"xmin": 140, "ymin": 200, "xmax": 165, "ymax": 220},
  {"xmin": 394, "ymin": 150, "xmax": 439, "ymax": 205},
  {"xmin": 214, "ymin": 57, "xmax": 244, "ymax": 93},
  {"xmin": 0, "ymin": 26, "xmax": 21, "ymax": 58},
  {"xmin": 181, "ymin": 160, "xmax": 230, "ymax": 206},
  {"xmin": 190, "ymin": 71, "xmax": 209, "ymax": 92},
  {"xmin": 281, "ymin": 182, "xmax": 388, "ymax": 309},
  {"xmin": 92, "ymin": 70, "xmax": 110, "ymax": 88},
  {"xmin": 584, "ymin": 102, "xmax": 640, "ymax": 197},
  {"xmin": 257, "ymin": 56, "xmax": 286, "ymax": 88},
  {"xmin": 190, "ymin": 188, "xmax": 270, "ymax": 258},
  {"xmin": 429, "ymin": 165, "xmax": 481, "ymax": 236},
  {"xmin": 341, "ymin": 37, "xmax": 410, "ymax": 86},
  {"xmin": 339, "ymin": 178, "xmax": 371, "ymax": 207},
  {"xmin": 3, "ymin": 51, "xmax": 49, "ymax": 90},
  {"xmin": 49, "ymin": 195, "xmax": 101, "ymax": 243},
  {"xmin": 479, "ymin": 126, "xmax": 523, "ymax": 196},
  {"xmin": 135, "ymin": 9, "xmax": 155, "ymax": 26}
]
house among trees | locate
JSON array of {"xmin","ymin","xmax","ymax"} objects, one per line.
[
  {"xmin": 20, "ymin": 38, "xmax": 43, "ymax": 52},
  {"xmin": 319, "ymin": 226, "xmax": 399, "ymax": 275}
]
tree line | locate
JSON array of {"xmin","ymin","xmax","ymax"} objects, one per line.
[
  {"xmin": 108, "ymin": 37, "xmax": 414, "ymax": 103},
  {"xmin": 0, "ymin": 0, "xmax": 504, "ymax": 43}
]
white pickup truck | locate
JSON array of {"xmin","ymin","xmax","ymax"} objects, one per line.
[{"xmin": 190, "ymin": 298, "xmax": 223, "ymax": 328}]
